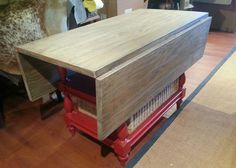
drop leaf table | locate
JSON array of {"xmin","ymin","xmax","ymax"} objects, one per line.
[{"xmin": 16, "ymin": 9, "xmax": 211, "ymax": 166}]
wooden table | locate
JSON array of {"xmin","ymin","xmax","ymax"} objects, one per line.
[{"xmin": 16, "ymin": 9, "xmax": 211, "ymax": 165}]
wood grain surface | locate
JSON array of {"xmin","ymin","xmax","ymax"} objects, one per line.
[
  {"xmin": 96, "ymin": 17, "xmax": 211, "ymax": 139},
  {"xmin": 17, "ymin": 54, "xmax": 58, "ymax": 101},
  {"xmin": 17, "ymin": 9, "xmax": 208, "ymax": 78}
]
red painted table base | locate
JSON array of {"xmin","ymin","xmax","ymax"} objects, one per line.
[{"xmin": 57, "ymin": 67, "xmax": 186, "ymax": 166}]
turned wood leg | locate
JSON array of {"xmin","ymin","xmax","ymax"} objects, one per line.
[
  {"xmin": 64, "ymin": 94, "xmax": 76, "ymax": 136},
  {"xmin": 57, "ymin": 66, "xmax": 76, "ymax": 135},
  {"xmin": 176, "ymin": 73, "xmax": 186, "ymax": 109},
  {"xmin": 113, "ymin": 123, "xmax": 131, "ymax": 166},
  {"xmin": 179, "ymin": 73, "xmax": 186, "ymax": 89},
  {"xmin": 0, "ymin": 93, "xmax": 4, "ymax": 128}
]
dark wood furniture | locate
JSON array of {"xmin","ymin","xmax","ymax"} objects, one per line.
[{"xmin": 194, "ymin": 0, "xmax": 236, "ymax": 32}]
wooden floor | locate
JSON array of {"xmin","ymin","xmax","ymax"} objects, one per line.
[
  {"xmin": 0, "ymin": 32, "xmax": 236, "ymax": 168},
  {"xmin": 185, "ymin": 32, "xmax": 236, "ymax": 97}
]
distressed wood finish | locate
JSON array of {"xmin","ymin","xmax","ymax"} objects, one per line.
[
  {"xmin": 17, "ymin": 9, "xmax": 208, "ymax": 78},
  {"xmin": 96, "ymin": 18, "xmax": 211, "ymax": 139},
  {"xmin": 17, "ymin": 54, "xmax": 58, "ymax": 101},
  {"xmin": 17, "ymin": 9, "xmax": 211, "ymax": 140}
]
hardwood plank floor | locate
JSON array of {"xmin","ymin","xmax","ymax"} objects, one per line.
[
  {"xmin": 0, "ymin": 32, "xmax": 235, "ymax": 168},
  {"xmin": 185, "ymin": 31, "xmax": 236, "ymax": 97}
]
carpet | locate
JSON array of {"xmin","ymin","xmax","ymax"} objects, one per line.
[{"xmin": 127, "ymin": 48, "xmax": 236, "ymax": 168}]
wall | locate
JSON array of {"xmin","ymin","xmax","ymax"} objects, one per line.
[
  {"xmin": 194, "ymin": 0, "xmax": 232, "ymax": 5},
  {"xmin": 117, "ymin": 0, "xmax": 145, "ymax": 15},
  {"xmin": 98, "ymin": 0, "xmax": 145, "ymax": 18}
]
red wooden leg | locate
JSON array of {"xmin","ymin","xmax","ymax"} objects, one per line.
[
  {"xmin": 113, "ymin": 123, "xmax": 131, "ymax": 166},
  {"xmin": 64, "ymin": 94, "xmax": 73, "ymax": 113},
  {"xmin": 177, "ymin": 73, "xmax": 186, "ymax": 109},
  {"xmin": 64, "ymin": 94, "xmax": 76, "ymax": 136},
  {"xmin": 57, "ymin": 67, "xmax": 67, "ymax": 82},
  {"xmin": 57, "ymin": 66, "xmax": 76, "ymax": 135}
]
